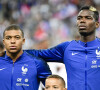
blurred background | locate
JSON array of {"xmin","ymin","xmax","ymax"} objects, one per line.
[{"xmin": 0, "ymin": 0, "xmax": 100, "ymax": 89}]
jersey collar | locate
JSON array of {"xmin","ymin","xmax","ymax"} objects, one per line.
[
  {"xmin": 4, "ymin": 51, "xmax": 26, "ymax": 63},
  {"xmin": 78, "ymin": 38, "xmax": 99, "ymax": 47}
]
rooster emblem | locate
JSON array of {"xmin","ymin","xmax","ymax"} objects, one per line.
[
  {"xmin": 22, "ymin": 66, "xmax": 28, "ymax": 75},
  {"xmin": 96, "ymin": 48, "xmax": 100, "ymax": 57}
]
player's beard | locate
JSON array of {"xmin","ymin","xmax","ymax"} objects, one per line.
[{"xmin": 79, "ymin": 30, "xmax": 95, "ymax": 37}]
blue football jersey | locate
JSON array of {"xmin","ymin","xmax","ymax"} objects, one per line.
[
  {"xmin": 0, "ymin": 51, "xmax": 51, "ymax": 90},
  {"xmin": 26, "ymin": 38, "xmax": 100, "ymax": 90}
]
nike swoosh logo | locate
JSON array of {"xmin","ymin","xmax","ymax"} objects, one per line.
[
  {"xmin": 0, "ymin": 68, "xmax": 6, "ymax": 71},
  {"xmin": 72, "ymin": 52, "xmax": 78, "ymax": 55}
]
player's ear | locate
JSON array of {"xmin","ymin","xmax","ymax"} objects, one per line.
[
  {"xmin": 95, "ymin": 21, "xmax": 99, "ymax": 28},
  {"xmin": 22, "ymin": 38, "xmax": 25, "ymax": 45},
  {"xmin": 3, "ymin": 39, "xmax": 5, "ymax": 46}
]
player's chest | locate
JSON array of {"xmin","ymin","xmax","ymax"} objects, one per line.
[{"xmin": 64, "ymin": 46, "xmax": 100, "ymax": 69}]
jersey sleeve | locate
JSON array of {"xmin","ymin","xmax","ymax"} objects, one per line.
[
  {"xmin": 34, "ymin": 58, "xmax": 52, "ymax": 85},
  {"xmin": 25, "ymin": 41, "xmax": 70, "ymax": 63}
]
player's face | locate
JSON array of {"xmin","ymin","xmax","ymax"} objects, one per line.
[
  {"xmin": 77, "ymin": 10, "xmax": 99, "ymax": 36},
  {"xmin": 3, "ymin": 30, "xmax": 25, "ymax": 54},
  {"xmin": 45, "ymin": 78, "xmax": 66, "ymax": 90}
]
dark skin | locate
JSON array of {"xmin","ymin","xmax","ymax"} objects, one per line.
[
  {"xmin": 3, "ymin": 30, "xmax": 25, "ymax": 62},
  {"xmin": 77, "ymin": 10, "xmax": 99, "ymax": 42}
]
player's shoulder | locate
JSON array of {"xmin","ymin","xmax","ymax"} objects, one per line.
[
  {"xmin": 0, "ymin": 57, "xmax": 5, "ymax": 61},
  {"xmin": 97, "ymin": 37, "xmax": 100, "ymax": 42},
  {"xmin": 53, "ymin": 40, "xmax": 73, "ymax": 49},
  {"xmin": 58, "ymin": 40, "xmax": 74, "ymax": 46},
  {"xmin": 24, "ymin": 51, "xmax": 45, "ymax": 63},
  {"xmin": 60, "ymin": 40, "xmax": 72, "ymax": 45}
]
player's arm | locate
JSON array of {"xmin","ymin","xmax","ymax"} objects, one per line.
[
  {"xmin": 25, "ymin": 41, "xmax": 70, "ymax": 63},
  {"xmin": 34, "ymin": 58, "xmax": 52, "ymax": 85}
]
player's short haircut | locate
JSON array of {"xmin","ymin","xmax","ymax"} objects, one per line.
[
  {"xmin": 3, "ymin": 24, "xmax": 24, "ymax": 38},
  {"xmin": 79, "ymin": 6, "xmax": 99, "ymax": 21},
  {"xmin": 46, "ymin": 75, "xmax": 66, "ymax": 87}
]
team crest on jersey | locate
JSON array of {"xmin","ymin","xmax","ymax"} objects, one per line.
[
  {"xmin": 21, "ymin": 64, "xmax": 28, "ymax": 75},
  {"xmin": 96, "ymin": 47, "xmax": 100, "ymax": 57}
]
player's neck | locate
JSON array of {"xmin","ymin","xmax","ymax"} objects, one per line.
[
  {"xmin": 80, "ymin": 35, "xmax": 96, "ymax": 42},
  {"xmin": 6, "ymin": 50, "xmax": 23, "ymax": 63}
]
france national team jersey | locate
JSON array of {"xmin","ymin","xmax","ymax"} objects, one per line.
[
  {"xmin": 26, "ymin": 38, "xmax": 100, "ymax": 90},
  {"xmin": 0, "ymin": 51, "xmax": 51, "ymax": 90}
]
